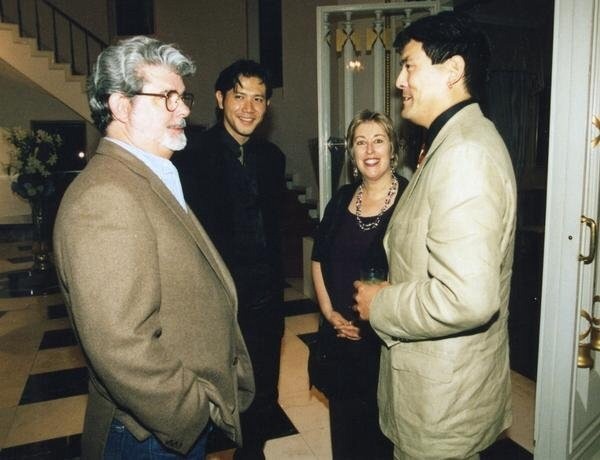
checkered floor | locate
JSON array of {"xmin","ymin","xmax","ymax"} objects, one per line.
[{"xmin": 0, "ymin": 241, "xmax": 534, "ymax": 459}]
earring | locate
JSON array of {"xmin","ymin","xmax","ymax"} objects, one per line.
[
  {"xmin": 353, "ymin": 166, "xmax": 359, "ymax": 179},
  {"xmin": 390, "ymin": 155, "xmax": 397, "ymax": 171}
]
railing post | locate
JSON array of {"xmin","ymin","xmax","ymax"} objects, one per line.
[
  {"xmin": 69, "ymin": 22, "xmax": 75, "ymax": 73},
  {"xmin": 52, "ymin": 9, "xmax": 57, "ymax": 62},
  {"xmin": 16, "ymin": 0, "xmax": 23, "ymax": 35},
  {"xmin": 85, "ymin": 34, "xmax": 90, "ymax": 75},
  {"xmin": 34, "ymin": 0, "xmax": 41, "ymax": 51}
]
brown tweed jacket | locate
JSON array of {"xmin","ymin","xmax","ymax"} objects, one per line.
[{"xmin": 53, "ymin": 139, "xmax": 254, "ymax": 459}]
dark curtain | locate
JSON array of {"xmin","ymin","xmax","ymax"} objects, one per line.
[{"xmin": 483, "ymin": 71, "xmax": 541, "ymax": 181}]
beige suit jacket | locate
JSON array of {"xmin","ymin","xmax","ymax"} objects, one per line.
[
  {"xmin": 53, "ymin": 139, "xmax": 254, "ymax": 459},
  {"xmin": 370, "ymin": 104, "xmax": 516, "ymax": 458}
]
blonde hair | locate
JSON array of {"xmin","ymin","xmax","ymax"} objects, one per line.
[{"xmin": 346, "ymin": 110, "xmax": 403, "ymax": 172}]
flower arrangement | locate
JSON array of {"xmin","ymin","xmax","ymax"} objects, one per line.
[{"xmin": 4, "ymin": 127, "xmax": 62, "ymax": 201}]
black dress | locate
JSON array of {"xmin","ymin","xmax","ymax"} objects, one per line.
[{"xmin": 311, "ymin": 176, "xmax": 408, "ymax": 460}]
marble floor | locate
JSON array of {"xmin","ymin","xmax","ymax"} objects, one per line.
[{"xmin": 0, "ymin": 241, "xmax": 535, "ymax": 459}]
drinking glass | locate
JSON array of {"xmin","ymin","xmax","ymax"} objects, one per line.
[{"xmin": 359, "ymin": 267, "xmax": 387, "ymax": 284}]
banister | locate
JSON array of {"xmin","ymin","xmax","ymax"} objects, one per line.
[
  {"xmin": 0, "ymin": 0, "xmax": 108, "ymax": 76},
  {"xmin": 40, "ymin": 0, "xmax": 107, "ymax": 50}
]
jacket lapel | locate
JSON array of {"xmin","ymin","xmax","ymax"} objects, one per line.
[
  {"xmin": 388, "ymin": 104, "xmax": 483, "ymax": 234},
  {"xmin": 96, "ymin": 139, "xmax": 237, "ymax": 305}
]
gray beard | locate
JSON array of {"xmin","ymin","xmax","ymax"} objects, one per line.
[{"xmin": 162, "ymin": 132, "xmax": 187, "ymax": 152}]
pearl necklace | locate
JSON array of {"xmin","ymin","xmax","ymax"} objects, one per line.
[{"xmin": 355, "ymin": 174, "xmax": 398, "ymax": 231}]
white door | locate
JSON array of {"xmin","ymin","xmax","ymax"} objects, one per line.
[{"xmin": 536, "ymin": 1, "xmax": 600, "ymax": 458}]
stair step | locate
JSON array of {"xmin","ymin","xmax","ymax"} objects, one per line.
[
  {"xmin": 0, "ymin": 21, "xmax": 18, "ymax": 30},
  {"xmin": 0, "ymin": 20, "xmax": 91, "ymax": 121},
  {"xmin": 291, "ymin": 185, "xmax": 306, "ymax": 194},
  {"xmin": 303, "ymin": 198, "xmax": 317, "ymax": 209}
]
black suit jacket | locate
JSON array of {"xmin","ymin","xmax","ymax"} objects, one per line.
[{"xmin": 174, "ymin": 124, "xmax": 286, "ymax": 310}]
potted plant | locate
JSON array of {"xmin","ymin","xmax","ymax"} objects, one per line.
[{"xmin": 4, "ymin": 127, "xmax": 62, "ymax": 271}]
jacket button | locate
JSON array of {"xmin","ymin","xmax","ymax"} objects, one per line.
[
  {"xmin": 153, "ymin": 328, "xmax": 162, "ymax": 338},
  {"xmin": 232, "ymin": 356, "xmax": 239, "ymax": 366}
]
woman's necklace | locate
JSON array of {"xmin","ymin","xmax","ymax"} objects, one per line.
[{"xmin": 355, "ymin": 174, "xmax": 398, "ymax": 231}]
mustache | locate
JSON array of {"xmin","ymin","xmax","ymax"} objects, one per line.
[{"xmin": 168, "ymin": 119, "xmax": 187, "ymax": 129}]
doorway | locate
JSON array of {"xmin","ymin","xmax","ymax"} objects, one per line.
[{"xmin": 454, "ymin": 0, "xmax": 554, "ymax": 381}]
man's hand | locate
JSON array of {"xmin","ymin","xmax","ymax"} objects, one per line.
[{"xmin": 353, "ymin": 280, "xmax": 388, "ymax": 320}]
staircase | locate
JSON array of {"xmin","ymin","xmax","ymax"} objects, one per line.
[
  {"xmin": 0, "ymin": 0, "xmax": 108, "ymax": 123},
  {"xmin": 0, "ymin": 21, "xmax": 89, "ymax": 121},
  {"xmin": 282, "ymin": 173, "xmax": 318, "ymax": 278}
]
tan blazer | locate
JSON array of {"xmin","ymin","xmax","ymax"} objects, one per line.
[
  {"xmin": 53, "ymin": 139, "xmax": 254, "ymax": 459},
  {"xmin": 370, "ymin": 104, "xmax": 516, "ymax": 459}
]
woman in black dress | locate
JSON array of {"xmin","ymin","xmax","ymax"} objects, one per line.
[{"xmin": 311, "ymin": 110, "xmax": 408, "ymax": 459}]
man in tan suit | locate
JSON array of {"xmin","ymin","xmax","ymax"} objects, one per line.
[
  {"xmin": 354, "ymin": 12, "xmax": 516, "ymax": 460},
  {"xmin": 53, "ymin": 36, "xmax": 254, "ymax": 459}
]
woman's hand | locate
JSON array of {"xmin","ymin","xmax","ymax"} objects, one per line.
[{"xmin": 326, "ymin": 310, "xmax": 361, "ymax": 341}]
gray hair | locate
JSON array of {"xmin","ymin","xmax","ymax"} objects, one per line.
[{"xmin": 88, "ymin": 36, "xmax": 196, "ymax": 132}]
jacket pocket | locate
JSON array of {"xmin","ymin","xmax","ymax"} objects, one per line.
[{"xmin": 390, "ymin": 346, "xmax": 454, "ymax": 383}]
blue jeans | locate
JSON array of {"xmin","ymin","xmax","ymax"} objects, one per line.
[{"xmin": 104, "ymin": 418, "xmax": 211, "ymax": 459}]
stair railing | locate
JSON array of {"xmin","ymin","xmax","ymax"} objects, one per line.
[{"xmin": 0, "ymin": 0, "xmax": 107, "ymax": 75}]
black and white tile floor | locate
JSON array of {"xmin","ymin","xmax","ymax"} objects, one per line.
[{"xmin": 0, "ymin": 242, "xmax": 534, "ymax": 459}]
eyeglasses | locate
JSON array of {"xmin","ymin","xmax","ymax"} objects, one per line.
[{"xmin": 133, "ymin": 90, "xmax": 194, "ymax": 112}]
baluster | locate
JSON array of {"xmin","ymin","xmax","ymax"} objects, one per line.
[
  {"xmin": 69, "ymin": 21, "xmax": 74, "ymax": 73},
  {"xmin": 16, "ymin": 0, "xmax": 22, "ymax": 35},
  {"xmin": 85, "ymin": 33, "xmax": 90, "ymax": 75},
  {"xmin": 343, "ymin": 11, "xmax": 355, "ymax": 131},
  {"xmin": 34, "ymin": 0, "xmax": 40, "ymax": 52},
  {"xmin": 318, "ymin": 12, "xmax": 333, "ymax": 213},
  {"xmin": 373, "ymin": 10, "xmax": 385, "ymax": 113},
  {"xmin": 384, "ymin": 12, "xmax": 392, "ymax": 118},
  {"xmin": 52, "ymin": 8, "xmax": 57, "ymax": 62},
  {"xmin": 404, "ymin": 9, "xmax": 413, "ymax": 27}
]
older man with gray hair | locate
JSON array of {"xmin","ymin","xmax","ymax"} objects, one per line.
[{"xmin": 53, "ymin": 36, "xmax": 254, "ymax": 459}]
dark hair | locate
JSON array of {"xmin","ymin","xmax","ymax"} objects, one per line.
[
  {"xmin": 214, "ymin": 59, "xmax": 273, "ymax": 100},
  {"xmin": 88, "ymin": 36, "xmax": 195, "ymax": 132},
  {"xmin": 393, "ymin": 11, "xmax": 490, "ymax": 99}
]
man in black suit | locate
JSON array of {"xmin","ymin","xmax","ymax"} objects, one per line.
[{"xmin": 174, "ymin": 60, "xmax": 286, "ymax": 460}]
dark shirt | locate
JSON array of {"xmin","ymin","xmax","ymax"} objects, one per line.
[
  {"xmin": 311, "ymin": 177, "xmax": 408, "ymax": 397},
  {"xmin": 328, "ymin": 208, "xmax": 388, "ymax": 334},
  {"xmin": 173, "ymin": 124, "xmax": 286, "ymax": 311},
  {"xmin": 425, "ymin": 98, "xmax": 475, "ymax": 151}
]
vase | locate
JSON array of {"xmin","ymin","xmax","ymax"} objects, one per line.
[{"xmin": 30, "ymin": 198, "xmax": 52, "ymax": 271}]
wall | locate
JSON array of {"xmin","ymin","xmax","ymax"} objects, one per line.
[
  {"xmin": 152, "ymin": 0, "xmax": 248, "ymax": 128},
  {"xmin": 1, "ymin": 0, "xmax": 391, "ymax": 221},
  {"xmin": 0, "ymin": 60, "xmax": 99, "ymax": 223}
]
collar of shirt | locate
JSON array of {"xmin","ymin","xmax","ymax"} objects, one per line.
[
  {"xmin": 216, "ymin": 124, "xmax": 255, "ymax": 162},
  {"xmin": 105, "ymin": 137, "xmax": 188, "ymax": 211},
  {"xmin": 425, "ymin": 98, "xmax": 475, "ymax": 151}
]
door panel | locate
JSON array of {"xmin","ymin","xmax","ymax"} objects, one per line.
[{"xmin": 536, "ymin": 0, "xmax": 600, "ymax": 458}]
